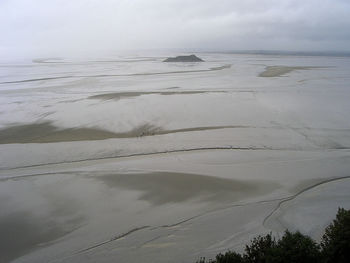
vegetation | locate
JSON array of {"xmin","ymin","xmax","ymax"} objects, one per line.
[
  {"xmin": 321, "ymin": 208, "xmax": 350, "ymax": 263},
  {"xmin": 197, "ymin": 208, "xmax": 350, "ymax": 263}
]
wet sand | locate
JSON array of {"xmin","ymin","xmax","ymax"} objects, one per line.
[
  {"xmin": 89, "ymin": 91, "xmax": 225, "ymax": 101},
  {"xmin": 0, "ymin": 64, "xmax": 231, "ymax": 85},
  {"xmin": 1, "ymin": 149, "xmax": 349, "ymax": 263},
  {"xmin": 0, "ymin": 211, "xmax": 82, "ymax": 263},
  {"xmin": 264, "ymin": 177, "xmax": 350, "ymax": 239},
  {"xmin": 0, "ymin": 173, "xmax": 85, "ymax": 263},
  {"xmin": 0, "ymin": 167, "xmax": 278, "ymax": 263},
  {"xmin": 94, "ymin": 172, "xmax": 279, "ymax": 205},
  {"xmin": 259, "ymin": 66, "xmax": 317, "ymax": 77},
  {"xmin": 0, "ymin": 122, "xmax": 249, "ymax": 144},
  {"xmin": 1, "ymin": 54, "xmax": 350, "ymax": 263},
  {"xmin": 0, "ymin": 122, "xmax": 118, "ymax": 144}
]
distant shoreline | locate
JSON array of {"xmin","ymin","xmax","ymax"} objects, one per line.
[{"xmin": 198, "ymin": 49, "xmax": 350, "ymax": 58}]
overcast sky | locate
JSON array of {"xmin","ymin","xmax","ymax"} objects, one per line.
[{"xmin": 1, "ymin": 0, "xmax": 350, "ymax": 58}]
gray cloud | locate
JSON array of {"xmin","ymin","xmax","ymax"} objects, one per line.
[{"xmin": 1, "ymin": 0, "xmax": 350, "ymax": 59}]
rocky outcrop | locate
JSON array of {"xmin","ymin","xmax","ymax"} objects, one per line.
[{"xmin": 163, "ymin": 54, "xmax": 204, "ymax": 62}]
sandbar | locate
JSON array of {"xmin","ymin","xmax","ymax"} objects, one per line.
[
  {"xmin": 259, "ymin": 66, "xmax": 317, "ymax": 77},
  {"xmin": 89, "ymin": 91, "xmax": 225, "ymax": 101},
  {"xmin": 0, "ymin": 122, "xmax": 248, "ymax": 144}
]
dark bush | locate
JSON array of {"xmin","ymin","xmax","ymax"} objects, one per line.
[
  {"xmin": 321, "ymin": 208, "xmax": 350, "ymax": 263},
  {"xmin": 216, "ymin": 251, "xmax": 245, "ymax": 263},
  {"xmin": 196, "ymin": 208, "xmax": 349, "ymax": 263},
  {"xmin": 196, "ymin": 251, "xmax": 245, "ymax": 263},
  {"xmin": 242, "ymin": 231, "xmax": 320, "ymax": 263},
  {"xmin": 272, "ymin": 231, "xmax": 320, "ymax": 263},
  {"xmin": 244, "ymin": 233, "xmax": 276, "ymax": 263}
]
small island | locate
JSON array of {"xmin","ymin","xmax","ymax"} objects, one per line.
[{"xmin": 163, "ymin": 54, "xmax": 204, "ymax": 62}]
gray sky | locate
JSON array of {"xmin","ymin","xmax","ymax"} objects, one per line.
[{"xmin": 1, "ymin": 0, "xmax": 350, "ymax": 58}]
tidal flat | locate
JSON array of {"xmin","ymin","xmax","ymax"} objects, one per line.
[{"xmin": 0, "ymin": 53, "xmax": 350, "ymax": 263}]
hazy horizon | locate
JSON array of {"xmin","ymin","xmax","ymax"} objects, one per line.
[{"xmin": 1, "ymin": 0, "xmax": 350, "ymax": 60}]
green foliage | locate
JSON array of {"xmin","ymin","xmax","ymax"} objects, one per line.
[
  {"xmin": 196, "ymin": 208, "xmax": 349, "ymax": 263},
  {"xmin": 216, "ymin": 251, "xmax": 245, "ymax": 263},
  {"xmin": 243, "ymin": 231, "xmax": 320, "ymax": 263},
  {"xmin": 272, "ymin": 231, "xmax": 320, "ymax": 263},
  {"xmin": 196, "ymin": 251, "xmax": 245, "ymax": 263},
  {"xmin": 244, "ymin": 233, "xmax": 276, "ymax": 263},
  {"xmin": 321, "ymin": 208, "xmax": 350, "ymax": 263}
]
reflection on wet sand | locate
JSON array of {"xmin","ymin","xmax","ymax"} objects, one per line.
[
  {"xmin": 94, "ymin": 172, "xmax": 279, "ymax": 205},
  {"xmin": 0, "ymin": 174, "xmax": 85, "ymax": 263},
  {"xmin": 259, "ymin": 66, "xmax": 317, "ymax": 77},
  {"xmin": 0, "ymin": 122, "xmax": 249, "ymax": 144},
  {"xmin": 0, "ymin": 211, "xmax": 82, "ymax": 263},
  {"xmin": 0, "ymin": 169, "xmax": 278, "ymax": 262}
]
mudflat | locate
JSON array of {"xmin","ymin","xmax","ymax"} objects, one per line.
[{"xmin": 1, "ymin": 53, "xmax": 349, "ymax": 263}]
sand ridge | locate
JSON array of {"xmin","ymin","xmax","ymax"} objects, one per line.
[
  {"xmin": 0, "ymin": 122, "xmax": 251, "ymax": 144},
  {"xmin": 88, "ymin": 91, "xmax": 226, "ymax": 101},
  {"xmin": 259, "ymin": 66, "xmax": 319, "ymax": 77}
]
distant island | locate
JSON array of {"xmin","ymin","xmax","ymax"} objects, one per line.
[{"xmin": 163, "ymin": 54, "xmax": 204, "ymax": 62}]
